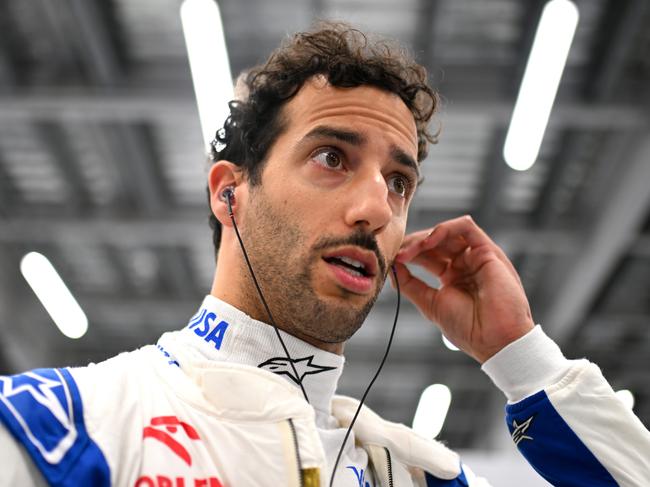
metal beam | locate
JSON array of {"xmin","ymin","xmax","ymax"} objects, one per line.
[
  {"xmin": 514, "ymin": 253, "xmax": 549, "ymax": 305},
  {"xmin": 101, "ymin": 123, "xmax": 169, "ymax": 216},
  {"xmin": 586, "ymin": 0, "xmax": 649, "ymax": 101},
  {"xmin": 67, "ymin": 0, "xmax": 123, "ymax": 84},
  {"xmin": 413, "ymin": 0, "xmax": 439, "ymax": 69},
  {"xmin": 158, "ymin": 247, "xmax": 198, "ymax": 299},
  {"xmin": 526, "ymin": 130, "xmax": 639, "ymax": 320},
  {"xmin": 36, "ymin": 0, "xmax": 85, "ymax": 81},
  {"xmin": 103, "ymin": 245, "xmax": 137, "ymax": 298},
  {"xmin": 0, "ymin": 205, "xmax": 640, "ymax": 260},
  {"xmin": 0, "ymin": 215, "xmax": 590, "ymax": 252},
  {"xmin": 532, "ymin": 130, "xmax": 586, "ymax": 226},
  {"xmin": 0, "ymin": 1, "xmax": 17, "ymax": 86},
  {"xmin": 4, "ymin": 215, "xmax": 644, "ymax": 258},
  {"xmin": 0, "ymin": 37, "xmax": 16, "ymax": 88},
  {"xmin": 0, "ymin": 153, "xmax": 20, "ymax": 218},
  {"xmin": 0, "ymin": 247, "xmax": 17, "ymax": 372},
  {"xmin": 540, "ymin": 134, "xmax": 650, "ymax": 343},
  {"xmin": 0, "ymin": 214, "xmax": 209, "ymax": 246},
  {"xmin": 474, "ymin": 128, "xmax": 511, "ymax": 231},
  {"xmin": 632, "ymin": 234, "xmax": 650, "ymax": 257},
  {"xmin": 62, "ymin": 0, "xmax": 168, "ymax": 217},
  {"xmin": 33, "ymin": 121, "xmax": 94, "ymax": 212},
  {"xmin": 0, "ymin": 91, "xmax": 646, "ymax": 129},
  {"xmin": 60, "ymin": 0, "xmax": 176, "ymax": 227},
  {"xmin": 571, "ymin": 131, "xmax": 639, "ymax": 223},
  {"xmin": 528, "ymin": 0, "xmax": 650, "ymax": 352},
  {"xmin": 508, "ymin": 0, "xmax": 546, "ymax": 96}
]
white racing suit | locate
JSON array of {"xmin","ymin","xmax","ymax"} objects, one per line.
[{"xmin": 1, "ymin": 295, "xmax": 649, "ymax": 486}]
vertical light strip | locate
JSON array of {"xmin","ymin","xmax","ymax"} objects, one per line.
[
  {"xmin": 503, "ymin": 0, "xmax": 579, "ymax": 171},
  {"xmin": 20, "ymin": 252, "xmax": 88, "ymax": 339},
  {"xmin": 180, "ymin": 0, "xmax": 234, "ymax": 151},
  {"xmin": 412, "ymin": 384, "xmax": 452, "ymax": 439}
]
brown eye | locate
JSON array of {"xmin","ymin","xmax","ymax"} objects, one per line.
[
  {"xmin": 313, "ymin": 149, "xmax": 343, "ymax": 169},
  {"xmin": 388, "ymin": 174, "xmax": 410, "ymax": 198},
  {"xmin": 325, "ymin": 151, "xmax": 340, "ymax": 168}
]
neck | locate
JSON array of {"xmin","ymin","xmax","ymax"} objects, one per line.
[{"xmin": 166, "ymin": 295, "xmax": 345, "ymax": 418}]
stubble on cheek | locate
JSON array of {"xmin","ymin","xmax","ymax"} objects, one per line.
[{"xmin": 236, "ymin": 193, "xmax": 388, "ymax": 343}]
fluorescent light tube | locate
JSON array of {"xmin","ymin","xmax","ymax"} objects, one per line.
[
  {"xmin": 503, "ymin": 0, "xmax": 579, "ymax": 171},
  {"xmin": 412, "ymin": 384, "xmax": 452, "ymax": 439},
  {"xmin": 442, "ymin": 334, "xmax": 459, "ymax": 351},
  {"xmin": 181, "ymin": 0, "xmax": 234, "ymax": 150},
  {"xmin": 20, "ymin": 252, "xmax": 88, "ymax": 339}
]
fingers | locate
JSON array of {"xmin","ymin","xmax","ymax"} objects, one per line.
[
  {"xmin": 392, "ymin": 262, "xmax": 438, "ymax": 320},
  {"xmin": 398, "ymin": 229, "xmax": 431, "ymax": 254},
  {"xmin": 399, "ymin": 215, "xmax": 524, "ymax": 287},
  {"xmin": 410, "ymin": 250, "xmax": 449, "ymax": 277},
  {"xmin": 462, "ymin": 243, "xmax": 523, "ymax": 289},
  {"xmin": 399, "ymin": 215, "xmax": 491, "ymax": 262}
]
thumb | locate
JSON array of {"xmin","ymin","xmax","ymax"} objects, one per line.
[{"xmin": 393, "ymin": 262, "xmax": 439, "ymax": 320}]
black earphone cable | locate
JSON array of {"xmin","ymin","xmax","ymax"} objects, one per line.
[
  {"xmin": 227, "ymin": 195, "xmax": 310, "ymax": 403},
  {"xmin": 225, "ymin": 189, "xmax": 401, "ymax": 485},
  {"xmin": 328, "ymin": 265, "xmax": 400, "ymax": 487}
]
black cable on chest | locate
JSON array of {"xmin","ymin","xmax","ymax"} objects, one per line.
[
  {"xmin": 328, "ymin": 265, "xmax": 400, "ymax": 487},
  {"xmin": 225, "ymin": 189, "xmax": 400, "ymax": 486},
  {"xmin": 227, "ymin": 194, "xmax": 310, "ymax": 403}
]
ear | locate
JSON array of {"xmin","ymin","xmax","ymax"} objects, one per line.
[{"xmin": 208, "ymin": 160, "xmax": 244, "ymax": 227}]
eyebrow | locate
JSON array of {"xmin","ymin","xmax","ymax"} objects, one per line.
[
  {"xmin": 303, "ymin": 125, "xmax": 366, "ymax": 146},
  {"xmin": 302, "ymin": 124, "xmax": 420, "ymax": 180},
  {"xmin": 390, "ymin": 146, "xmax": 420, "ymax": 181}
]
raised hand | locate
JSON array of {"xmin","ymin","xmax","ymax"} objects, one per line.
[{"xmin": 394, "ymin": 215, "xmax": 535, "ymax": 363}]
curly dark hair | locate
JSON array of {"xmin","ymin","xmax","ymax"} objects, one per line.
[{"xmin": 208, "ymin": 21, "xmax": 439, "ymax": 256}]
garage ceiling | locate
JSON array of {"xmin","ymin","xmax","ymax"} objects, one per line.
[{"xmin": 0, "ymin": 0, "xmax": 648, "ymax": 450}]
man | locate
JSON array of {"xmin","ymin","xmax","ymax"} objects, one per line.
[{"xmin": 1, "ymin": 22, "xmax": 649, "ymax": 487}]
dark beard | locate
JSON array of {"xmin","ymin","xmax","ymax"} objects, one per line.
[{"xmin": 237, "ymin": 189, "xmax": 387, "ymax": 344}]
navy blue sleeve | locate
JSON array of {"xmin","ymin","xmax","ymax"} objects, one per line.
[
  {"xmin": 424, "ymin": 469, "xmax": 469, "ymax": 486},
  {"xmin": 506, "ymin": 390, "xmax": 617, "ymax": 486},
  {"xmin": 0, "ymin": 368, "xmax": 110, "ymax": 487}
]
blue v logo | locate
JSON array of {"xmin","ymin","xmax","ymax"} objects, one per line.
[{"xmin": 346, "ymin": 465, "xmax": 373, "ymax": 487}]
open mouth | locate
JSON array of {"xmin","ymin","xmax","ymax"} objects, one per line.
[
  {"xmin": 323, "ymin": 256, "xmax": 371, "ymax": 278},
  {"xmin": 321, "ymin": 247, "xmax": 379, "ymax": 294}
]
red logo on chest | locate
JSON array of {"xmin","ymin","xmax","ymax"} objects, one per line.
[
  {"xmin": 143, "ymin": 416, "xmax": 201, "ymax": 466},
  {"xmin": 135, "ymin": 476, "xmax": 223, "ymax": 487},
  {"xmin": 137, "ymin": 416, "xmax": 224, "ymax": 487}
]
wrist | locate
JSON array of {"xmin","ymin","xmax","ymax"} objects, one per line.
[
  {"xmin": 481, "ymin": 325, "xmax": 572, "ymax": 402},
  {"xmin": 475, "ymin": 319, "xmax": 535, "ymax": 364}
]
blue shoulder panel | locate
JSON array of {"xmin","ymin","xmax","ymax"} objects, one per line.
[
  {"xmin": 0, "ymin": 368, "xmax": 110, "ymax": 487},
  {"xmin": 506, "ymin": 389, "xmax": 617, "ymax": 486},
  {"xmin": 425, "ymin": 469, "xmax": 469, "ymax": 486}
]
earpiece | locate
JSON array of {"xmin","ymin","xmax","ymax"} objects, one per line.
[
  {"xmin": 220, "ymin": 186, "xmax": 235, "ymax": 204},
  {"xmin": 215, "ymin": 176, "xmax": 398, "ymax": 487},
  {"xmin": 220, "ymin": 186, "xmax": 235, "ymax": 216}
]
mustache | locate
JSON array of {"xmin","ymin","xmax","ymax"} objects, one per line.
[{"xmin": 312, "ymin": 230, "xmax": 388, "ymax": 278}]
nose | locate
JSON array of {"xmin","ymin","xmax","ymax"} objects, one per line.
[{"xmin": 344, "ymin": 169, "xmax": 392, "ymax": 233}]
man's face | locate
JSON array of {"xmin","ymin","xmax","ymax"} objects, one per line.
[{"xmin": 238, "ymin": 77, "xmax": 419, "ymax": 346}]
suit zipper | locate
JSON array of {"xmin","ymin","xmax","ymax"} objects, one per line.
[
  {"xmin": 384, "ymin": 447, "xmax": 394, "ymax": 487},
  {"xmin": 288, "ymin": 419, "xmax": 304, "ymax": 487}
]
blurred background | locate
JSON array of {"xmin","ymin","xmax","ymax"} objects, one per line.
[{"xmin": 0, "ymin": 0, "xmax": 649, "ymax": 484}]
